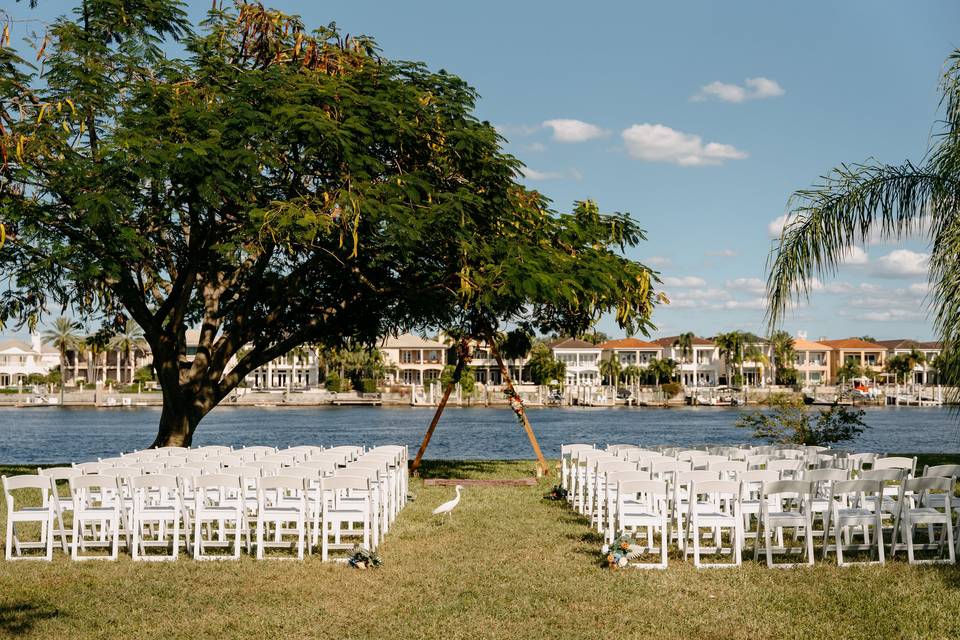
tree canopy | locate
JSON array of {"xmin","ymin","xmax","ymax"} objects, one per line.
[{"xmin": 0, "ymin": 1, "xmax": 661, "ymax": 445}]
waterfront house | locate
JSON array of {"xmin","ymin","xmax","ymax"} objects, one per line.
[
  {"xmin": 875, "ymin": 339, "xmax": 942, "ymax": 385},
  {"xmin": 550, "ymin": 338, "xmax": 601, "ymax": 385},
  {"xmin": 819, "ymin": 338, "xmax": 887, "ymax": 383},
  {"xmin": 654, "ymin": 336, "xmax": 721, "ymax": 387},
  {"xmin": 597, "ymin": 338, "xmax": 663, "ymax": 371},
  {"xmin": 792, "ymin": 336, "xmax": 832, "ymax": 385},
  {"xmin": 380, "ymin": 333, "xmax": 447, "ymax": 386},
  {"xmin": 0, "ymin": 336, "xmax": 60, "ymax": 386},
  {"xmin": 462, "ymin": 339, "xmax": 530, "ymax": 385}
]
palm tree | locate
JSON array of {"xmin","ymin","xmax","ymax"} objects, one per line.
[
  {"xmin": 767, "ymin": 50, "xmax": 960, "ymax": 393},
  {"xmin": 647, "ymin": 357, "xmax": 676, "ymax": 387},
  {"xmin": 599, "ymin": 357, "xmax": 621, "ymax": 386},
  {"xmin": 714, "ymin": 331, "xmax": 745, "ymax": 386},
  {"xmin": 109, "ymin": 324, "xmax": 145, "ymax": 385},
  {"xmin": 41, "ymin": 317, "xmax": 82, "ymax": 404},
  {"xmin": 743, "ymin": 343, "xmax": 769, "ymax": 386},
  {"xmin": 768, "ymin": 330, "xmax": 796, "ymax": 386},
  {"xmin": 673, "ymin": 332, "xmax": 696, "ymax": 388}
]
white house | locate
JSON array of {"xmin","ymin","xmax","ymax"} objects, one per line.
[
  {"xmin": 876, "ymin": 339, "xmax": 942, "ymax": 385},
  {"xmin": 655, "ymin": 336, "xmax": 722, "ymax": 387},
  {"xmin": 0, "ymin": 335, "xmax": 60, "ymax": 386},
  {"xmin": 550, "ymin": 338, "xmax": 601, "ymax": 385},
  {"xmin": 597, "ymin": 337, "xmax": 662, "ymax": 370},
  {"xmin": 380, "ymin": 333, "xmax": 447, "ymax": 385}
]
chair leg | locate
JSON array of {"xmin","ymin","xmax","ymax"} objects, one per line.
[{"xmin": 256, "ymin": 518, "xmax": 264, "ymax": 560}]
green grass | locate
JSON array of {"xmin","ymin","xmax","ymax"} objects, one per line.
[{"xmin": 1, "ymin": 458, "xmax": 960, "ymax": 639}]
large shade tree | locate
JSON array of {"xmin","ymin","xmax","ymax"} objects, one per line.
[
  {"xmin": 0, "ymin": 1, "xmax": 661, "ymax": 449},
  {"xmin": 767, "ymin": 50, "xmax": 960, "ymax": 392}
]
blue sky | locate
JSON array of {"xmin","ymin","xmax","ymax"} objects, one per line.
[{"xmin": 6, "ymin": 0, "xmax": 960, "ymax": 341}]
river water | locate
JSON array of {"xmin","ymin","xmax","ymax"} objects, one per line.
[{"xmin": 0, "ymin": 405, "xmax": 957, "ymax": 464}]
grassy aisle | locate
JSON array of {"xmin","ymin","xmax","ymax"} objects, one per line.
[{"xmin": 1, "ymin": 459, "xmax": 959, "ymax": 639}]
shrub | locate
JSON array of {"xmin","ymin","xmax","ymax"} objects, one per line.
[
  {"xmin": 359, "ymin": 378, "xmax": 379, "ymax": 394},
  {"xmin": 325, "ymin": 373, "xmax": 342, "ymax": 392},
  {"xmin": 661, "ymin": 382, "xmax": 683, "ymax": 398},
  {"xmin": 737, "ymin": 394, "xmax": 868, "ymax": 445}
]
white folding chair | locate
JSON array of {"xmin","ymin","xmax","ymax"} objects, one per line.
[
  {"xmin": 603, "ymin": 469, "xmax": 651, "ymax": 543},
  {"xmin": 615, "ymin": 479, "xmax": 670, "ymax": 569},
  {"xmin": 320, "ymin": 476, "xmax": 372, "ymax": 562},
  {"xmin": 193, "ymin": 474, "xmax": 247, "ymax": 560},
  {"xmin": 755, "ymin": 480, "xmax": 814, "ymax": 568},
  {"xmin": 37, "ymin": 466, "xmax": 81, "ymax": 553},
  {"xmin": 822, "ymin": 479, "xmax": 885, "ymax": 566},
  {"xmin": 685, "ymin": 480, "xmax": 742, "ymax": 569},
  {"xmin": 3, "ymin": 475, "xmax": 56, "ymax": 561},
  {"xmin": 739, "ymin": 470, "xmax": 779, "ymax": 548},
  {"xmin": 255, "ymin": 476, "xmax": 308, "ymax": 560},
  {"xmin": 69, "ymin": 475, "xmax": 123, "ymax": 561},
  {"xmin": 130, "ymin": 474, "xmax": 185, "ymax": 561},
  {"xmin": 891, "ymin": 476, "xmax": 956, "ymax": 565}
]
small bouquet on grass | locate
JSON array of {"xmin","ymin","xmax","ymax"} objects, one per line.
[
  {"xmin": 544, "ymin": 485, "xmax": 568, "ymax": 501},
  {"xmin": 348, "ymin": 545, "xmax": 382, "ymax": 569},
  {"xmin": 601, "ymin": 534, "xmax": 642, "ymax": 569}
]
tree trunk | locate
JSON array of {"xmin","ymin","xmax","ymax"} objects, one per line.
[{"xmin": 150, "ymin": 386, "xmax": 217, "ymax": 448}]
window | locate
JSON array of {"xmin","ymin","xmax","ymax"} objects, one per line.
[
  {"xmin": 808, "ymin": 353, "xmax": 825, "ymax": 366},
  {"xmin": 864, "ymin": 353, "xmax": 878, "ymax": 366},
  {"xmin": 618, "ymin": 353, "xmax": 636, "ymax": 365},
  {"xmin": 400, "ymin": 350, "xmax": 419, "ymax": 364},
  {"xmin": 557, "ymin": 353, "xmax": 577, "ymax": 365},
  {"xmin": 424, "ymin": 369, "xmax": 441, "ymax": 382},
  {"xmin": 578, "ymin": 354, "xmax": 598, "ymax": 366},
  {"xmin": 809, "ymin": 372, "xmax": 822, "ymax": 382},
  {"xmin": 844, "ymin": 355, "xmax": 861, "ymax": 364}
]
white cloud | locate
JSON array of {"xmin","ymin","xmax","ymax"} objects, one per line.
[
  {"xmin": 520, "ymin": 167, "xmax": 583, "ymax": 181},
  {"xmin": 542, "ymin": 119, "xmax": 607, "ymax": 143},
  {"xmin": 706, "ymin": 248, "xmax": 738, "ymax": 258},
  {"xmin": 721, "ymin": 297, "xmax": 768, "ymax": 310},
  {"xmin": 662, "ymin": 276, "xmax": 707, "ymax": 288},
  {"xmin": 646, "ymin": 256, "xmax": 672, "ymax": 267},
  {"xmin": 523, "ymin": 142, "xmax": 547, "ymax": 153},
  {"xmin": 857, "ymin": 309, "xmax": 925, "ymax": 322},
  {"xmin": 692, "ymin": 77, "xmax": 784, "ymax": 103},
  {"xmin": 495, "ymin": 123, "xmax": 539, "ymax": 137},
  {"xmin": 809, "ymin": 278, "xmax": 855, "ymax": 294},
  {"xmin": 768, "ymin": 213, "xmax": 797, "ymax": 238},
  {"xmin": 726, "ymin": 277, "xmax": 766, "ymax": 294},
  {"xmin": 908, "ymin": 282, "xmax": 930, "ymax": 295},
  {"xmin": 872, "ymin": 249, "xmax": 929, "ymax": 278},
  {"xmin": 841, "ymin": 246, "xmax": 869, "ymax": 266},
  {"xmin": 621, "ymin": 124, "xmax": 748, "ymax": 166}
]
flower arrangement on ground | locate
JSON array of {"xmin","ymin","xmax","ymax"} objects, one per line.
[
  {"xmin": 601, "ymin": 533, "xmax": 642, "ymax": 569},
  {"xmin": 348, "ymin": 545, "xmax": 382, "ymax": 569},
  {"xmin": 544, "ymin": 485, "xmax": 568, "ymax": 501}
]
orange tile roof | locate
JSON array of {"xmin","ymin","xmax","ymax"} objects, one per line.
[
  {"xmin": 819, "ymin": 338, "xmax": 886, "ymax": 350},
  {"xmin": 548, "ymin": 338, "xmax": 598, "ymax": 349},
  {"xmin": 792, "ymin": 338, "xmax": 829, "ymax": 351},
  {"xmin": 596, "ymin": 338, "xmax": 662, "ymax": 350},
  {"xmin": 655, "ymin": 336, "xmax": 714, "ymax": 347}
]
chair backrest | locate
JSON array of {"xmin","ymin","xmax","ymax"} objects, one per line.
[
  {"xmin": 830, "ymin": 479, "xmax": 882, "ymax": 505},
  {"xmin": 903, "ymin": 475, "xmax": 953, "ymax": 495},
  {"xmin": 873, "ymin": 456, "xmax": 917, "ymax": 475},
  {"xmin": 216, "ymin": 455, "xmax": 246, "ymax": 468},
  {"xmin": 132, "ymin": 462, "xmax": 164, "ymax": 475},
  {"xmin": 617, "ymin": 479, "xmax": 669, "ymax": 510},
  {"xmin": 846, "ymin": 452, "xmax": 878, "ymax": 471},
  {"xmin": 803, "ymin": 468, "xmax": 848, "ymax": 483},
  {"xmin": 690, "ymin": 480, "xmax": 740, "ymax": 510},
  {"xmin": 131, "ymin": 474, "xmax": 179, "ymax": 491},
  {"xmin": 650, "ymin": 460, "xmax": 691, "ymax": 475},
  {"xmin": 37, "ymin": 466, "xmax": 81, "ymax": 481},
  {"xmin": 197, "ymin": 445, "xmax": 233, "ymax": 456},
  {"xmin": 322, "ymin": 475, "xmax": 370, "ymax": 493},
  {"xmin": 258, "ymin": 475, "xmax": 307, "ymax": 495},
  {"xmin": 859, "ymin": 468, "xmax": 904, "ymax": 483},
  {"xmin": 194, "ymin": 473, "xmax": 242, "ymax": 491},
  {"xmin": 3, "ymin": 474, "xmax": 53, "ymax": 494},
  {"xmin": 596, "ymin": 460, "xmax": 637, "ymax": 476},
  {"xmin": 605, "ymin": 470, "xmax": 651, "ymax": 490},
  {"xmin": 73, "ymin": 461, "xmax": 110, "ymax": 474},
  {"xmin": 923, "ymin": 464, "xmax": 960, "ymax": 479},
  {"xmin": 762, "ymin": 479, "xmax": 813, "ymax": 498},
  {"xmin": 301, "ymin": 460, "xmax": 337, "ymax": 474},
  {"xmin": 745, "ymin": 454, "xmax": 770, "ymax": 469},
  {"xmin": 767, "ymin": 459, "xmax": 802, "ymax": 474},
  {"xmin": 708, "ymin": 460, "xmax": 747, "ymax": 476}
]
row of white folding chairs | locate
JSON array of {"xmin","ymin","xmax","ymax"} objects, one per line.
[
  {"xmin": 4, "ymin": 471, "xmax": 376, "ymax": 561},
  {"xmin": 590, "ymin": 456, "xmax": 922, "ymax": 541},
  {"xmin": 606, "ymin": 473, "xmax": 956, "ymax": 569},
  {"xmin": 3, "ymin": 444, "xmax": 408, "ymax": 562}
]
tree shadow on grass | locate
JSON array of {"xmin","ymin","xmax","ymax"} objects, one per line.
[
  {"xmin": 414, "ymin": 459, "xmax": 539, "ymax": 480},
  {"xmin": 0, "ymin": 602, "xmax": 62, "ymax": 636}
]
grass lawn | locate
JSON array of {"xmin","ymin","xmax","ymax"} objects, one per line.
[{"xmin": 1, "ymin": 456, "xmax": 959, "ymax": 639}]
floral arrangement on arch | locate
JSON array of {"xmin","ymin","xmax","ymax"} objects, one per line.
[
  {"xmin": 601, "ymin": 533, "xmax": 643, "ymax": 569},
  {"xmin": 348, "ymin": 544, "xmax": 382, "ymax": 569},
  {"xmin": 503, "ymin": 387, "xmax": 525, "ymax": 421}
]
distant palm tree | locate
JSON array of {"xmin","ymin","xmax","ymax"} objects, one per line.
[
  {"xmin": 41, "ymin": 317, "xmax": 82, "ymax": 404},
  {"xmin": 673, "ymin": 332, "xmax": 695, "ymax": 387},
  {"xmin": 768, "ymin": 330, "xmax": 795, "ymax": 385},
  {"xmin": 622, "ymin": 364, "xmax": 642, "ymax": 386},
  {"xmin": 714, "ymin": 331, "xmax": 744, "ymax": 386},
  {"xmin": 767, "ymin": 50, "xmax": 960, "ymax": 394},
  {"xmin": 109, "ymin": 324, "xmax": 145, "ymax": 385},
  {"xmin": 599, "ymin": 357, "xmax": 621, "ymax": 386},
  {"xmin": 647, "ymin": 357, "xmax": 677, "ymax": 387}
]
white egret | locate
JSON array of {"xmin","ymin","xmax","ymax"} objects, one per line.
[{"xmin": 432, "ymin": 484, "xmax": 463, "ymax": 520}]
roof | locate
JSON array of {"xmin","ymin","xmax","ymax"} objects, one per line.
[
  {"xmin": 819, "ymin": 338, "xmax": 886, "ymax": 350},
  {"xmin": 596, "ymin": 338, "xmax": 662, "ymax": 350},
  {"xmin": 654, "ymin": 336, "xmax": 714, "ymax": 347},
  {"xmin": 918, "ymin": 341, "xmax": 942, "ymax": 350},
  {"xmin": 874, "ymin": 339, "xmax": 939, "ymax": 350},
  {"xmin": 793, "ymin": 338, "xmax": 829, "ymax": 351},
  {"xmin": 380, "ymin": 333, "xmax": 447, "ymax": 349},
  {"xmin": 0, "ymin": 339, "xmax": 36, "ymax": 354},
  {"xmin": 548, "ymin": 338, "xmax": 599, "ymax": 350}
]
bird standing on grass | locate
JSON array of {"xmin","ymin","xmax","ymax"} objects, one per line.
[{"xmin": 432, "ymin": 484, "xmax": 463, "ymax": 521}]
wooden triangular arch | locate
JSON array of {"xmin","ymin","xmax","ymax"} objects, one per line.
[{"xmin": 410, "ymin": 333, "xmax": 549, "ymax": 476}]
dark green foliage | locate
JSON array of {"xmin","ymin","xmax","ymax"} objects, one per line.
[
  {"xmin": 324, "ymin": 374, "xmax": 342, "ymax": 393},
  {"xmin": 526, "ymin": 343, "xmax": 566, "ymax": 385},
  {"xmin": 440, "ymin": 364, "xmax": 475, "ymax": 395},
  {"xmin": 0, "ymin": 2, "xmax": 660, "ymax": 445},
  {"xmin": 133, "ymin": 366, "xmax": 155, "ymax": 384},
  {"xmin": 359, "ymin": 378, "xmax": 379, "ymax": 394},
  {"xmin": 660, "ymin": 381, "xmax": 682, "ymax": 398},
  {"xmin": 737, "ymin": 394, "xmax": 868, "ymax": 446}
]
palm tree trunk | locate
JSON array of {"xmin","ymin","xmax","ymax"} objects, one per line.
[{"xmin": 59, "ymin": 349, "xmax": 65, "ymax": 405}]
